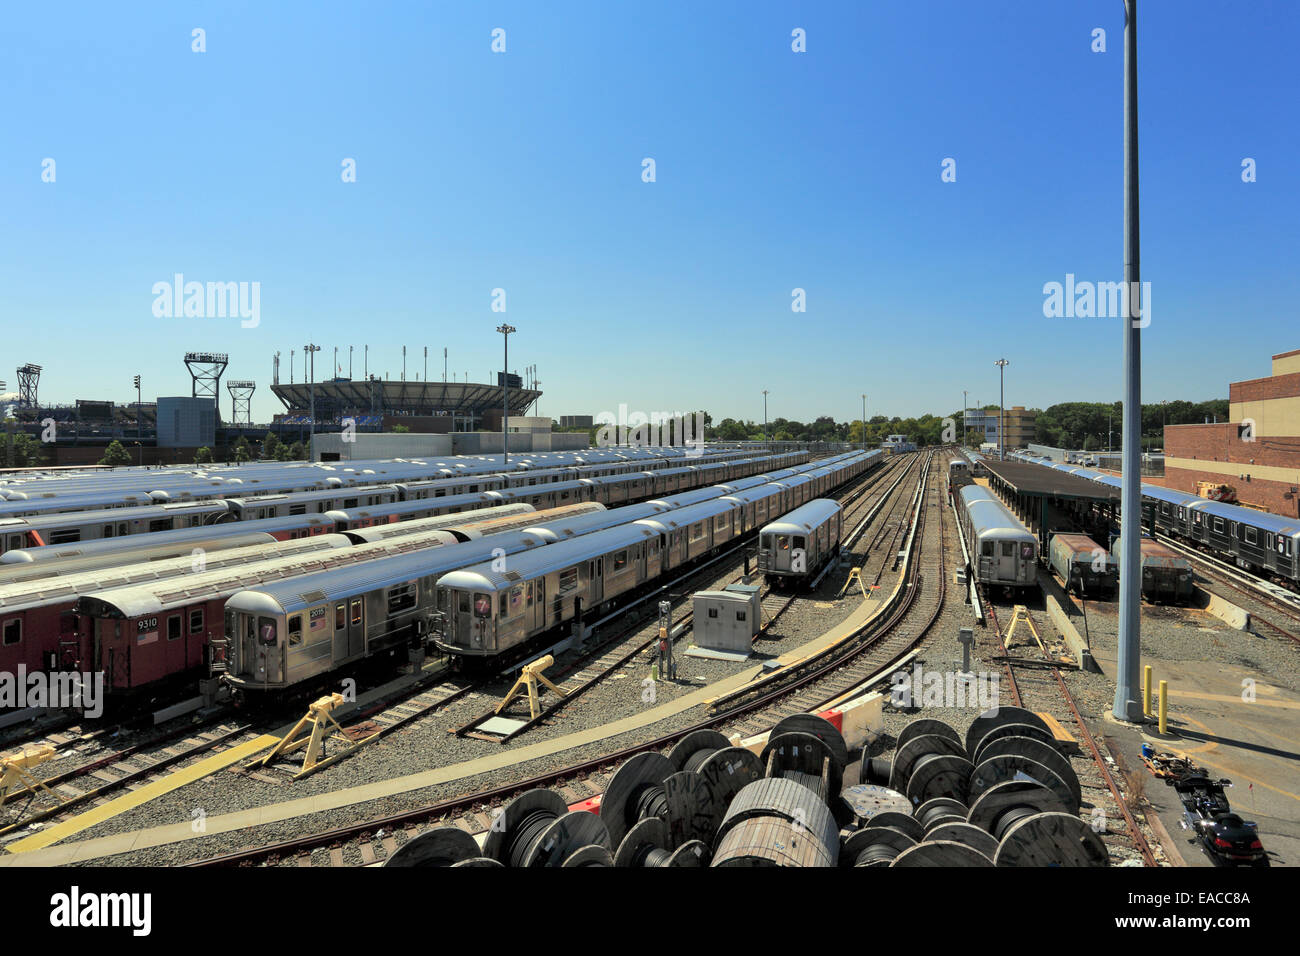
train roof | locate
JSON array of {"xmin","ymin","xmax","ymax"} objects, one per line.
[
  {"xmin": 760, "ymin": 498, "xmax": 842, "ymax": 536},
  {"xmin": 489, "ymin": 480, "xmax": 590, "ymax": 501},
  {"xmin": 647, "ymin": 487, "xmax": 726, "ymax": 509},
  {"xmin": 225, "ymin": 532, "xmax": 548, "ymax": 616},
  {"xmin": 438, "ymin": 523, "xmax": 658, "ymax": 594},
  {"xmin": 1192, "ymin": 500, "xmax": 1300, "ymax": 536},
  {"xmin": 0, "ymin": 499, "xmax": 229, "ymax": 534},
  {"xmin": 632, "ymin": 497, "xmax": 737, "ymax": 533},
  {"xmin": 325, "ymin": 492, "xmax": 497, "ymax": 521},
  {"xmin": 525, "ymin": 502, "xmax": 665, "ymax": 541},
  {"xmin": 959, "ymin": 485, "xmax": 1034, "ymax": 539}
]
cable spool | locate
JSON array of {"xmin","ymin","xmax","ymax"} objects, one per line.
[
  {"xmin": 994, "ymin": 811, "xmax": 1110, "ymax": 867},
  {"xmin": 963, "ymin": 705, "xmax": 1052, "ymax": 757},
  {"xmin": 450, "ymin": 857, "xmax": 504, "ymax": 867},
  {"xmin": 969, "ymin": 754, "xmax": 1079, "ymax": 814},
  {"xmin": 844, "ymin": 825, "xmax": 917, "ymax": 867},
  {"xmin": 767, "ymin": 713, "xmax": 850, "ymax": 772},
  {"xmin": 667, "ymin": 729, "xmax": 732, "ymax": 773},
  {"xmin": 922, "ymin": 822, "xmax": 999, "ymax": 861},
  {"xmin": 966, "ymin": 780, "xmax": 1069, "ymax": 836},
  {"xmin": 524, "ymin": 809, "xmax": 612, "ymax": 867},
  {"xmin": 890, "ymin": 840, "xmax": 994, "ymax": 867},
  {"xmin": 481, "ymin": 789, "xmax": 570, "ymax": 867},
  {"xmin": 905, "ymin": 752, "xmax": 974, "ymax": 805},
  {"xmin": 612, "ymin": 817, "xmax": 705, "ymax": 867},
  {"xmin": 562, "ymin": 844, "xmax": 614, "ymax": 867},
  {"xmin": 895, "ymin": 717, "xmax": 963, "ymax": 754},
  {"xmin": 713, "ymin": 777, "xmax": 840, "ymax": 867},
  {"xmin": 858, "ymin": 756, "xmax": 892, "ymax": 786},
  {"xmin": 383, "ymin": 826, "xmax": 480, "ymax": 867},
  {"xmin": 914, "ymin": 797, "xmax": 968, "ymax": 832},
  {"xmin": 969, "ymin": 721, "xmax": 1058, "ymax": 765},
  {"xmin": 600, "ymin": 752, "xmax": 672, "ymax": 849},
  {"xmin": 974, "ymin": 735, "xmax": 1082, "ymax": 811},
  {"xmin": 865, "ymin": 811, "xmax": 924, "ymax": 843},
  {"xmin": 760, "ymin": 731, "xmax": 843, "ymax": 799},
  {"xmin": 888, "ymin": 733, "xmax": 968, "ymax": 793}
]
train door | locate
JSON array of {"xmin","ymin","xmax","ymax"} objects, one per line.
[
  {"xmin": 348, "ymin": 599, "xmax": 365, "ymax": 657},
  {"xmin": 332, "ymin": 604, "xmax": 349, "ymax": 662},
  {"xmin": 997, "ymin": 540, "xmax": 1018, "ymax": 581}
]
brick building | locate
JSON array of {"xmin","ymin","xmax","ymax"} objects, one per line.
[{"xmin": 1164, "ymin": 349, "xmax": 1300, "ymax": 518}]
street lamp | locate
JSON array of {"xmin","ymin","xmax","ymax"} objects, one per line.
[
  {"xmin": 133, "ymin": 375, "xmax": 142, "ymax": 465},
  {"xmin": 861, "ymin": 394, "xmax": 867, "ymax": 451},
  {"xmin": 304, "ymin": 343, "xmax": 320, "ymax": 458},
  {"xmin": 497, "ymin": 324, "xmax": 516, "ymax": 466},
  {"xmin": 994, "ymin": 358, "xmax": 1009, "ymax": 459},
  {"xmin": 762, "ymin": 390, "xmax": 769, "ymax": 452},
  {"xmin": 962, "ymin": 390, "xmax": 968, "ymax": 449}
]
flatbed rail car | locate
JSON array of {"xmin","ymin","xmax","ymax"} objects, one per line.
[
  {"xmin": 958, "ymin": 484, "xmax": 1037, "ymax": 590},
  {"xmin": 1112, "ymin": 536, "xmax": 1194, "ymax": 604},
  {"xmin": 1048, "ymin": 532, "xmax": 1116, "ymax": 597},
  {"xmin": 758, "ymin": 498, "xmax": 843, "ymax": 587},
  {"xmin": 221, "ymin": 531, "xmax": 551, "ymax": 690}
]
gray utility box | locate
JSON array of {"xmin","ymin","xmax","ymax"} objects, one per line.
[
  {"xmin": 692, "ymin": 589, "xmax": 759, "ymax": 656},
  {"xmin": 722, "ymin": 583, "xmax": 762, "ymax": 624}
]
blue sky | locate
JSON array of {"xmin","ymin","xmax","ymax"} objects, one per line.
[{"xmin": 2, "ymin": 1, "xmax": 1295, "ymax": 426}]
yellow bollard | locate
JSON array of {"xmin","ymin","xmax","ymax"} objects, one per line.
[
  {"xmin": 1158, "ymin": 680, "xmax": 1168, "ymax": 735},
  {"xmin": 1143, "ymin": 665, "xmax": 1152, "ymax": 717}
]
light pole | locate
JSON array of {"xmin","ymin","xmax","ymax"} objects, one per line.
[
  {"xmin": 1114, "ymin": 0, "xmax": 1145, "ymax": 723},
  {"xmin": 994, "ymin": 359, "xmax": 1009, "ymax": 459},
  {"xmin": 133, "ymin": 375, "xmax": 142, "ymax": 466},
  {"xmin": 289, "ymin": 349, "xmax": 295, "ymax": 385},
  {"xmin": 423, "ymin": 346, "xmax": 428, "ymax": 382},
  {"xmin": 498, "ymin": 324, "xmax": 516, "ymax": 466},
  {"xmin": 762, "ymin": 390, "xmax": 769, "ymax": 452},
  {"xmin": 333, "ymin": 347, "xmax": 338, "ymax": 379},
  {"xmin": 963, "ymin": 390, "xmax": 968, "ymax": 448},
  {"xmin": 402, "ymin": 346, "xmax": 407, "ymax": 381},
  {"xmin": 304, "ymin": 343, "xmax": 320, "ymax": 458},
  {"xmin": 364, "ymin": 344, "xmax": 368, "ymax": 379},
  {"xmin": 443, "ymin": 348, "xmax": 448, "ymax": 382},
  {"xmin": 349, "ymin": 346, "xmax": 353, "ymax": 379}
]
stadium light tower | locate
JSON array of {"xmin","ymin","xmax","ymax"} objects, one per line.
[
  {"xmin": 134, "ymin": 374, "xmax": 142, "ymax": 465},
  {"xmin": 994, "ymin": 358, "xmax": 1009, "ymax": 459},
  {"xmin": 304, "ymin": 343, "xmax": 320, "ymax": 457},
  {"xmin": 497, "ymin": 324, "xmax": 516, "ymax": 466}
]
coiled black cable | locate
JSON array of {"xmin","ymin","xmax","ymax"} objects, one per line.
[{"xmin": 507, "ymin": 809, "xmax": 558, "ymax": 868}]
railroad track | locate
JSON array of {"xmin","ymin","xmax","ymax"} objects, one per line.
[
  {"xmin": 1153, "ymin": 532, "xmax": 1300, "ymax": 641},
  {"xmin": 981, "ymin": 597, "xmax": 1157, "ymax": 867},
  {"xmin": 189, "ymin": 453, "xmax": 945, "ymax": 866}
]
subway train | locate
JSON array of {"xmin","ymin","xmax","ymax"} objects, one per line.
[
  {"xmin": 958, "ymin": 485, "xmax": 1038, "ymax": 591},
  {"xmin": 0, "ymin": 451, "xmax": 808, "ymax": 559},
  {"xmin": 757, "ymin": 499, "xmax": 844, "ymax": 588},
  {"xmin": 219, "ymin": 452, "xmax": 882, "ymax": 686},
  {"xmin": 1005, "ymin": 453, "xmax": 1300, "ymax": 589},
  {"xmin": 0, "ymin": 505, "xmax": 541, "ymax": 695}
]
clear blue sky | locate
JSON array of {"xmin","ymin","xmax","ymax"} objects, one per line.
[{"xmin": 2, "ymin": 1, "xmax": 1295, "ymax": 426}]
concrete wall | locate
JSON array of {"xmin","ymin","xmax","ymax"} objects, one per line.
[
  {"xmin": 1165, "ymin": 421, "xmax": 1300, "ymax": 517},
  {"xmin": 313, "ymin": 432, "xmax": 454, "ymax": 460},
  {"xmin": 157, "ymin": 397, "xmax": 215, "ymax": 448}
]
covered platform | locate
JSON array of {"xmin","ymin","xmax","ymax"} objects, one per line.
[{"xmin": 981, "ymin": 458, "xmax": 1120, "ymax": 551}]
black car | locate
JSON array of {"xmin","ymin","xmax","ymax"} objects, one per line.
[{"xmin": 1168, "ymin": 773, "xmax": 1268, "ymax": 867}]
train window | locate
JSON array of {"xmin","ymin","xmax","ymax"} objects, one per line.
[
  {"xmin": 344, "ymin": 498, "xmax": 358, "ymax": 509},
  {"xmin": 776, "ymin": 535, "xmax": 789, "ymax": 551},
  {"xmin": 50, "ymin": 529, "xmax": 81, "ymax": 544},
  {"xmin": 336, "ymin": 604, "xmax": 346, "ymax": 630},
  {"xmin": 289, "ymin": 504, "xmax": 307, "ymax": 516},
  {"xmin": 1193, "ymin": 512, "xmax": 1202, "ymax": 524},
  {"xmin": 1213, "ymin": 517, "xmax": 1224, "ymax": 533},
  {"xmin": 978, "ymin": 540, "xmax": 990, "ymax": 558},
  {"xmin": 614, "ymin": 550, "xmax": 628, "ymax": 571},
  {"xmin": 1245, "ymin": 526, "xmax": 1257, "ymax": 545},
  {"xmin": 1002, "ymin": 542, "xmax": 1014, "ymax": 557},
  {"xmin": 559, "ymin": 568, "xmax": 578, "ymax": 593},
  {"xmin": 351, "ymin": 600, "xmax": 363, "ymax": 625},
  {"xmin": 527, "ymin": 582, "xmax": 534, "ymax": 607},
  {"xmin": 148, "ymin": 519, "xmax": 170, "ymax": 533},
  {"xmin": 190, "ymin": 608, "xmax": 204, "ymax": 635},
  {"xmin": 387, "ymin": 583, "xmax": 417, "ymax": 614},
  {"xmin": 288, "ymin": 614, "xmax": 303, "ymax": 645},
  {"xmin": 474, "ymin": 593, "xmax": 493, "ymax": 618},
  {"xmin": 167, "ymin": 616, "xmax": 182, "ymax": 641},
  {"xmin": 103, "ymin": 524, "xmax": 114, "ymax": 538},
  {"xmin": 794, "ymin": 536, "xmax": 806, "ymax": 550},
  {"xmin": 2, "ymin": 620, "xmax": 19, "ymax": 645},
  {"xmin": 458, "ymin": 592, "xmax": 470, "ymax": 613}
]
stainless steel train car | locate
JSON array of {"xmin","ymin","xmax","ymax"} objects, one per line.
[
  {"xmin": 221, "ymin": 531, "xmax": 549, "ymax": 690},
  {"xmin": 958, "ymin": 485, "xmax": 1038, "ymax": 589},
  {"xmin": 0, "ymin": 500, "xmax": 231, "ymax": 555},
  {"xmin": 757, "ymin": 498, "xmax": 844, "ymax": 587}
]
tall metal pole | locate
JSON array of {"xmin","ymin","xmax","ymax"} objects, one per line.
[
  {"xmin": 349, "ymin": 346, "xmax": 353, "ymax": 379},
  {"xmin": 364, "ymin": 344, "xmax": 368, "ymax": 379},
  {"xmin": 444, "ymin": 347, "xmax": 448, "ymax": 382},
  {"xmin": 762, "ymin": 390, "xmax": 769, "ymax": 452},
  {"xmin": 498, "ymin": 324, "xmax": 516, "ymax": 465},
  {"xmin": 135, "ymin": 375, "xmax": 142, "ymax": 466},
  {"xmin": 423, "ymin": 346, "xmax": 428, "ymax": 382},
  {"xmin": 334, "ymin": 347, "xmax": 338, "ymax": 378},
  {"xmin": 1114, "ymin": 0, "xmax": 1144, "ymax": 723},
  {"xmin": 305, "ymin": 343, "xmax": 319, "ymax": 459},
  {"xmin": 403, "ymin": 346, "xmax": 407, "ymax": 381},
  {"xmin": 861, "ymin": 394, "xmax": 866, "ymax": 451},
  {"xmin": 963, "ymin": 390, "xmax": 968, "ymax": 448},
  {"xmin": 994, "ymin": 359, "xmax": 1008, "ymax": 459}
]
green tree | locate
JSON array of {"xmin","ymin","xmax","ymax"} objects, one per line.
[
  {"xmin": 233, "ymin": 436, "xmax": 252, "ymax": 463},
  {"xmin": 288, "ymin": 441, "xmax": 307, "ymax": 460},
  {"xmin": 194, "ymin": 446, "xmax": 214, "ymax": 464},
  {"xmin": 98, "ymin": 440, "xmax": 132, "ymax": 467},
  {"xmin": 391, "ymin": 424, "xmax": 410, "ymax": 433},
  {"xmin": 276, "ymin": 444, "xmax": 293, "ymax": 461},
  {"xmin": 262, "ymin": 430, "xmax": 281, "ymax": 460}
]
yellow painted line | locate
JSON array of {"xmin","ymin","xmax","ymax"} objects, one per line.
[
  {"xmin": 4, "ymin": 734, "xmax": 278, "ymax": 854},
  {"xmin": 1189, "ymin": 753, "xmax": 1300, "ymax": 805},
  {"xmin": 1166, "ymin": 688, "xmax": 1300, "ymax": 711}
]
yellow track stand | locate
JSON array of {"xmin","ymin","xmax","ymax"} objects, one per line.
[
  {"xmin": 255, "ymin": 693, "xmax": 377, "ymax": 778},
  {"xmin": 1001, "ymin": 604, "xmax": 1045, "ymax": 652},
  {"xmin": 1, "ymin": 745, "xmax": 69, "ymax": 811},
  {"xmin": 497, "ymin": 655, "xmax": 566, "ymax": 720}
]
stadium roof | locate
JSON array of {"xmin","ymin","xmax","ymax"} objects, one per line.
[{"xmin": 271, "ymin": 379, "xmax": 540, "ymax": 418}]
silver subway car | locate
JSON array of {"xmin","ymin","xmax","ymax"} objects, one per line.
[
  {"xmin": 959, "ymin": 485, "xmax": 1038, "ymax": 589},
  {"xmin": 758, "ymin": 498, "xmax": 843, "ymax": 586}
]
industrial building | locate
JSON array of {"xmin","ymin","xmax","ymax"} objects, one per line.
[{"xmin": 1165, "ymin": 349, "xmax": 1300, "ymax": 517}]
